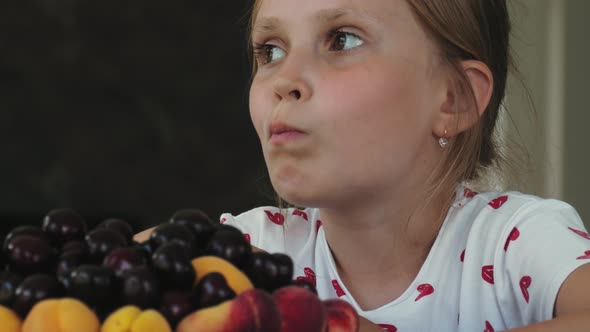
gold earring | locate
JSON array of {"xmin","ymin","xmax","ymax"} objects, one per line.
[{"xmin": 439, "ymin": 129, "xmax": 449, "ymax": 148}]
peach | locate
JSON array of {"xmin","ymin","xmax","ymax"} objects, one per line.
[
  {"xmin": 323, "ymin": 299, "xmax": 360, "ymax": 332},
  {"xmin": 176, "ymin": 296, "xmax": 254, "ymax": 332},
  {"xmin": 22, "ymin": 298, "xmax": 100, "ymax": 332},
  {"xmin": 0, "ymin": 305, "xmax": 22, "ymax": 332},
  {"xmin": 273, "ymin": 286, "xmax": 327, "ymax": 332},
  {"xmin": 176, "ymin": 288, "xmax": 280, "ymax": 332},
  {"xmin": 191, "ymin": 256, "xmax": 254, "ymax": 295},
  {"xmin": 240, "ymin": 288, "xmax": 282, "ymax": 331},
  {"xmin": 101, "ymin": 306, "xmax": 172, "ymax": 332}
]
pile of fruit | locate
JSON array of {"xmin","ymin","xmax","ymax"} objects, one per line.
[{"xmin": 0, "ymin": 208, "xmax": 359, "ymax": 332}]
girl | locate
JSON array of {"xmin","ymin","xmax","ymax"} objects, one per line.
[{"xmin": 138, "ymin": 0, "xmax": 590, "ymax": 330}]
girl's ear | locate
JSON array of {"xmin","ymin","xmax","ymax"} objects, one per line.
[{"xmin": 434, "ymin": 60, "xmax": 493, "ymax": 138}]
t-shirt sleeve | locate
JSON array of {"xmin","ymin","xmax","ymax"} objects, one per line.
[
  {"xmin": 494, "ymin": 199, "xmax": 590, "ymax": 324},
  {"xmin": 219, "ymin": 206, "xmax": 315, "ymax": 255}
]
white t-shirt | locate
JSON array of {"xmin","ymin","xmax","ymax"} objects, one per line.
[{"xmin": 220, "ymin": 185, "xmax": 590, "ymax": 331}]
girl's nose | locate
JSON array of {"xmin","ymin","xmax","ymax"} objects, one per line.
[{"xmin": 272, "ymin": 57, "xmax": 312, "ymax": 103}]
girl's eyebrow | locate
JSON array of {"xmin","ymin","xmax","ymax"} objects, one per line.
[{"xmin": 253, "ymin": 7, "xmax": 380, "ymax": 34}]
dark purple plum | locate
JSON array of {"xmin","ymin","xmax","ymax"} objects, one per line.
[
  {"xmin": 4, "ymin": 235, "xmax": 57, "ymax": 274},
  {"xmin": 151, "ymin": 242, "xmax": 195, "ymax": 290},
  {"xmin": 85, "ymin": 229, "xmax": 127, "ymax": 263},
  {"xmin": 103, "ymin": 247, "xmax": 147, "ymax": 278},
  {"xmin": 134, "ymin": 240, "xmax": 156, "ymax": 260},
  {"xmin": 193, "ymin": 272, "xmax": 236, "ymax": 310},
  {"xmin": 271, "ymin": 253, "xmax": 294, "ymax": 289},
  {"xmin": 42, "ymin": 208, "xmax": 87, "ymax": 246},
  {"xmin": 56, "ymin": 251, "xmax": 86, "ymax": 285},
  {"xmin": 61, "ymin": 239, "xmax": 88, "ymax": 257},
  {"xmin": 215, "ymin": 224, "xmax": 245, "ymax": 235},
  {"xmin": 169, "ymin": 209, "xmax": 216, "ymax": 250},
  {"xmin": 96, "ymin": 218, "xmax": 134, "ymax": 244},
  {"xmin": 149, "ymin": 223, "xmax": 196, "ymax": 257},
  {"xmin": 12, "ymin": 274, "xmax": 64, "ymax": 317},
  {"xmin": 3, "ymin": 226, "xmax": 49, "ymax": 251},
  {"xmin": 205, "ymin": 230, "xmax": 252, "ymax": 269},
  {"xmin": 159, "ymin": 290, "xmax": 196, "ymax": 327},
  {"xmin": 245, "ymin": 252, "xmax": 293, "ymax": 292},
  {"xmin": 66, "ymin": 265, "xmax": 119, "ymax": 311},
  {"xmin": 121, "ymin": 266, "xmax": 161, "ymax": 309},
  {"xmin": 0, "ymin": 270, "xmax": 23, "ymax": 306}
]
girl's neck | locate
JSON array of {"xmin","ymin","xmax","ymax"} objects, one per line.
[{"xmin": 319, "ymin": 183, "xmax": 455, "ymax": 303}]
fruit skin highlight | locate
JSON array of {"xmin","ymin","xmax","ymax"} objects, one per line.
[
  {"xmin": 323, "ymin": 299, "xmax": 360, "ymax": 332},
  {"xmin": 101, "ymin": 305, "xmax": 172, "ymax": 332},
  {"xmin": 191, "ymin": 256, "xmax": 254, "ymax": 295},
  {"xmin": 176, "ymin": 288, "xmax": 280, "ymax": 332},
  {"xmin": 21, "ymin": 298, "xmax": 100, "ymax": 332},
  {"xmin": 0, "ymin": 305, "xmax": 22, "ymax": 332},
  {"xmin": 273, "ymin": 286, "xmax": 328, "ymax": 332}
]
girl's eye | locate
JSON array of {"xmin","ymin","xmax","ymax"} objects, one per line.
[
  {"xmin": 252, "ymin": 30, "xmax": 363, "ymax": 66},
  {"xmin": 253, "ymin": 44, "xmax": 286, "ymax": 65},
  {"xmin": 329, "ymin": 30, "xmax": 364, "ymax": 52}
]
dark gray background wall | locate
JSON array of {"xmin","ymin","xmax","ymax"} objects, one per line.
[{"xmin": 0, "ymin": 0, "xmax": 275, "ymax": 233}]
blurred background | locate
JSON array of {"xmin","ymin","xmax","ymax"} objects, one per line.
[
  {"xmin": 506, "ymin": 0, "xmax": 590, "ymax": 229},
  {"xmin": 0, "ymin": 0, "xmax": 588, "ymax": 234},
  {"xmin": 0, "ymin": 0, "xmax": 275, "ymax": 233}
]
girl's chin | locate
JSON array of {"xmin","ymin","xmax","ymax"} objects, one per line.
[
  {"xmin": 272, "ymin": 183, "xmax": 315, "ymax": 208},
  {"xmin": 269, "ymin": 168, "xmax": 320, "ymax": 206}
]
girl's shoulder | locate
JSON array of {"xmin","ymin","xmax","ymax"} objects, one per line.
[
  {"xmin": 449, "ymin": 184, "xmax": 586, "ymax": 254},
  {"xmin": 447, "ymin": 186, "xmax": 589, "ymax": 328},
  {"xmin": 454, "ymin": 185, "xmax": 582, "ymax": 224}
]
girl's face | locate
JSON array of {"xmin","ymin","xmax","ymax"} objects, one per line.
[{"xmin": 249, "ymin": 0, "xmax": 448, "ymax": 208}]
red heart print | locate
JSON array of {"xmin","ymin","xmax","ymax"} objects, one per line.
[
  {"xmin": 264, "ymin": 210, "xmax": 285, "ymax": 225},
  {"xmin": 293, "ymin": 209, "xmax": 309, "ymax": 221},
  {"xmin": 482, "ymin": 265, "xmax": 494, "ymax": 284},
  {"xmin": 332, "ymin": 280, "xmax": 345, "ymax": 297},
  {"xmin": 576, "ymin": 250, "xmax": 590, "ymax": 260},
  {"xmin": 504, "ymin": 227, "xmax": 520, "ymax": 251},
  {"xmin": 415, "ymin": 283, "xmax": 434, "ymax": 302},
  {"xmin": 484, "ymin": 320, "xmax": 495, "ymax": 332},
  {"xmin": 488, "ymin": 196, "xmax": 508, "ymax": 209},
  {"xmin": 568, "ymin": 227, "xmax": 590, "ymax": 240},
  {"xmin": 220, "ymin": 217, "xmax": 227, "ymax": 224},
  {"xmin": 460, "ymin": 250, "xmax": 465, "ymax": 262},
  {"xmin": 464, "ymin": 188, "xmax": 479, "ymax": 198},
  {"xmin": 377, "ymin": 324, "xmax": 398, "ymax": 332},
  {"xmin": 244, "ymin": 233, "xmax": 251, "ymax": 244},
  {"xmin": 296, "ymin": 267, "xmax": 317, "ymax": 287},
  {"xmin": 520, "ymin": 276, "xmax": 532, "ymax": 303},
  {"xmin": 316, "ymin": 219, "xmax": 323, "ymax": 234}
]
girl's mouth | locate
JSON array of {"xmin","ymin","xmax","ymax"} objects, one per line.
[{"xmin": 269, "ymin": 122, "xmax": 306, "ymax": 144}]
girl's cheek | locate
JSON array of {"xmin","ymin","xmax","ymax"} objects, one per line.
[{"xmin": 249, "ymin": 90, "xmax": 267, "ymax": 139}]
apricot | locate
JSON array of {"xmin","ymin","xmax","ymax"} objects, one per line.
[
  {"xmin": 131, "ymin": 309, "xmax": 172, "ymax": 332},
  {"xmin": 101, "ymin": 306, "xmax": 171, "ymax": 332},
  {"xmin": 323, "ymin": 299, "xmax": 360, "ymax": 332},
  {"xmin": 273, "ymin": 286, "xmax": 327, "ymax": 332},
  {"xmin": 101, "ymin": 306, "xmax": 141, "ymax": 332},
  {"xmin": 191, "ymin": 256, "xmax": 254, "ymax": 295},
  {"xmin": 0, "ymin": 305, "xmax": 22, "ymax": 332},
  {"xmin": 22, "ymin": 298, "xmax": 100, "ymax": 332},
  {"xmin": 176, "ymin": 288, "xmax": 280, "ymax": 332}
]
